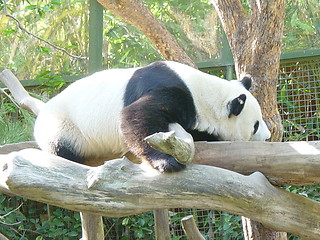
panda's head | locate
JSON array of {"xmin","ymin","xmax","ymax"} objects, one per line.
[{"xmin": 203, "ymin": 75, "xmax": 271, "ymax": 142}]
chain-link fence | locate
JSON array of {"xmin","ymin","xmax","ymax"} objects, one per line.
[{"xmin": 278, "ymin": 57, "xmax": 320, "ymax": 141}]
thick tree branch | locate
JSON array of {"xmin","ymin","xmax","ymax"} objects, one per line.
[
  {"xmin": 193, "ymin": 141, "xmax": 320, "ymax": 186},
  {"xmin": 210, "ymin": 0, "xmax": 248, "ymax": 48},
  {"xmin": 2, "ymin": 140, "xmax": 320, "ymax": 187},
  {"xmin": 145, "ymin": 124, "xmax": 195, "ymax": 165},
  {"xmin": 1, "ymin": 149, "xmax": 320, "ymax": 240}
]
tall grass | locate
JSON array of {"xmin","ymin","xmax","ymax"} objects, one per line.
[{"xmin": 0, "ymin": 101, "xmax": 35, "ymax": 144}]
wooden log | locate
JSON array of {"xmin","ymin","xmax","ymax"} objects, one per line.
[
  {"xmin": 181, "ymin": 215, "xmax": 205, "ymax": 240},
  {"xmin": 2, "ymin": 141, "xmax": 320, "ymax": 186},
  {"xmin": 242, "ymin": 217, "xmax": 287, "ymax": 240},
  {"xmin": 0, "ymin": 141, "xmax": 39, "ymax": 154},
  {"xmin": 193, "ymin": 141, "xmax": 320, "ymax": 186},
  {"xmin": 1, "ymin": 149, "xmax": 320, "ymax": 240}
]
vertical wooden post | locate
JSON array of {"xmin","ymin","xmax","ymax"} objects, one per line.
[
  {"xmin": 80, "ymin": 212, "xmax": 105, "ymax": 240},
  {"xmin": 154, "ymin": 209, "xmax": 172, "ymax": 240},
  {"xmin": 242, "ymin": 218, "xmax": 287, "ymax": 240},
  {"xmin": 88, "ymin": 0, "xmax": 104, "ymax": 73}
]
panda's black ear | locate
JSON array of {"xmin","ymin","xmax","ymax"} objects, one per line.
[
  {"xmin": 240, "ymin": 75, "xmax": 252, "ymax": 90},
  {"xmin": 228, "ymin": 94, "xmax": 247, "ymax": 118}
]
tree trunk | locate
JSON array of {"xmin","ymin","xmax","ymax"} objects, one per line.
[
  {"xmin": 211, "ymin": 0, "xmax": 285, "ymax": 142},
  {"xmin": 211, "ymin": 0, "xmax": 286, "ymax": 238},
  {"xmin": 242, "ymin": 218, "xmax": 287, "ymax": 240},
  {"xmin": 97, "ymin": 0, "xmax": 196, "ymax": 68}
]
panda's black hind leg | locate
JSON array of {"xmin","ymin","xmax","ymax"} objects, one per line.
[
  {"xmin": 44, "ymin": 139, "xmax": 85, "ymax": 164},
  {"xmin": 120, "ymin": 92, "xmax": 191, "ymax": 173},
  {"xmin": 147, "ymin": 151, "xmax": 186, "ymax": 173}
]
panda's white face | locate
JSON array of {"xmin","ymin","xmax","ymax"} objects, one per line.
[
  {"xmin": 211, "ymin": 80, "xmax": 271, "ymax": 142},
  {"xmin": 220, "ymin": 90, "xmax": 271, "ymax": 141}
]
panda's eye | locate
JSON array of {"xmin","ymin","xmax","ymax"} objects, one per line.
[{"xmin": 253, "ymin": 121, "xmax": 259, "ymax": 135}]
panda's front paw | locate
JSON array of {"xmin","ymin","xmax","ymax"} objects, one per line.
[{"xmin": 149, "ymin": 156, "xmax": 186, "ymax": 173}]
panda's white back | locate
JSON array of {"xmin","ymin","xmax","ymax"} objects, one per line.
[{"xmin": 34, "ymin": 67, "xmax": 138, "ymax": 158}]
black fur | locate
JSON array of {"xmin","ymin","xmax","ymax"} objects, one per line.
[
  {"xmin": 240, "ymin": 75, "xmax": 252, "ymax": 90},
  {"xmin": 122, "ymin": 62, "xmax": 197, "ymax": 172},
  {"xmin": 228, "ymin": 94, "xmax": 246, "ymax": 117},
  {"xmin": 253, "ymin": 121, "xmax": 259, "ymax": 135},
  {"xmin": 49, "ymin": 139, "xmax": 84, "ymax": 163},
  {"xmin": 187, "ymin": 129, "xmax": 220, "ymax": 141}
]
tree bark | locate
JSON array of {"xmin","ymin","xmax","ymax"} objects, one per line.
[
  {"xmin": 1, "ymin": 149, "xmax": 320, "ymax": 240},
  {"xmin": 211, "ymin": 0, "xmax": 286, "ymax": 238},
  {"xmin": 242, "ymin": 218, "xmax": 287, "ymax": 240},
  {"xmin": 97, "ymin": 0, "xmax": 196, "ymax": 68}
]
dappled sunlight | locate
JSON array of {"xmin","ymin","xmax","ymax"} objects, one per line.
[{"xmin": 288, "ymin": 141, "xmax": 320, "ymax": 155}]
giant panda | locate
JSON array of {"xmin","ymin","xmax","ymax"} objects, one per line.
[{"xmin": 34, "ymin": 61, "xmax": 271, "ymax": 172}]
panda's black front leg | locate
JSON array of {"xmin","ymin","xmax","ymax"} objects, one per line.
[{"xmin": 120, "ymin": 95, "xmax": 186, "ymax": 173}]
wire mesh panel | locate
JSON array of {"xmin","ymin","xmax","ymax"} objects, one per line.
[
  {"xmin": 170, "ymin": 209, "xmax": 243, "ymax": 240},
  {"xmin": 278, "ymin": 57, "xmax": 320, "ymax": 141}
]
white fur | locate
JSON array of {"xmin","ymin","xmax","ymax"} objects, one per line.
[{"xmin": 35, "ymin": 68, "xmax": 138, "ymax": 158}]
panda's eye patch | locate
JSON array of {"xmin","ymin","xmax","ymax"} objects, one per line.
[{"xmin": 253, "ymin": 121, "xmax": 259, "ymax": 135}]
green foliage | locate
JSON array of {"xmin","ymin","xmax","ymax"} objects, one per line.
[
  {"xmin": 0, "ymin": 196, "xmax": 82, "ymax": 240},
  {"xmin": 121, "ymin": 212, "xmax": 155, "ymax": 239},
  {"xmin": 0, "ymin": 98, "xmax": 35, "ymax": 145},
  {"xmin": 283, "ymin": 0, "xmax": 320, "ymax": 51}
]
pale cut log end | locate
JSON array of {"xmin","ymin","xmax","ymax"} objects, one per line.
[
  {"xmin": 144, "ymin": 129, "xmax": 195, "ymax": 165},
  {"xmin": 181, "ymin": 215, "xmax": 205, "ymax": 240}
]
